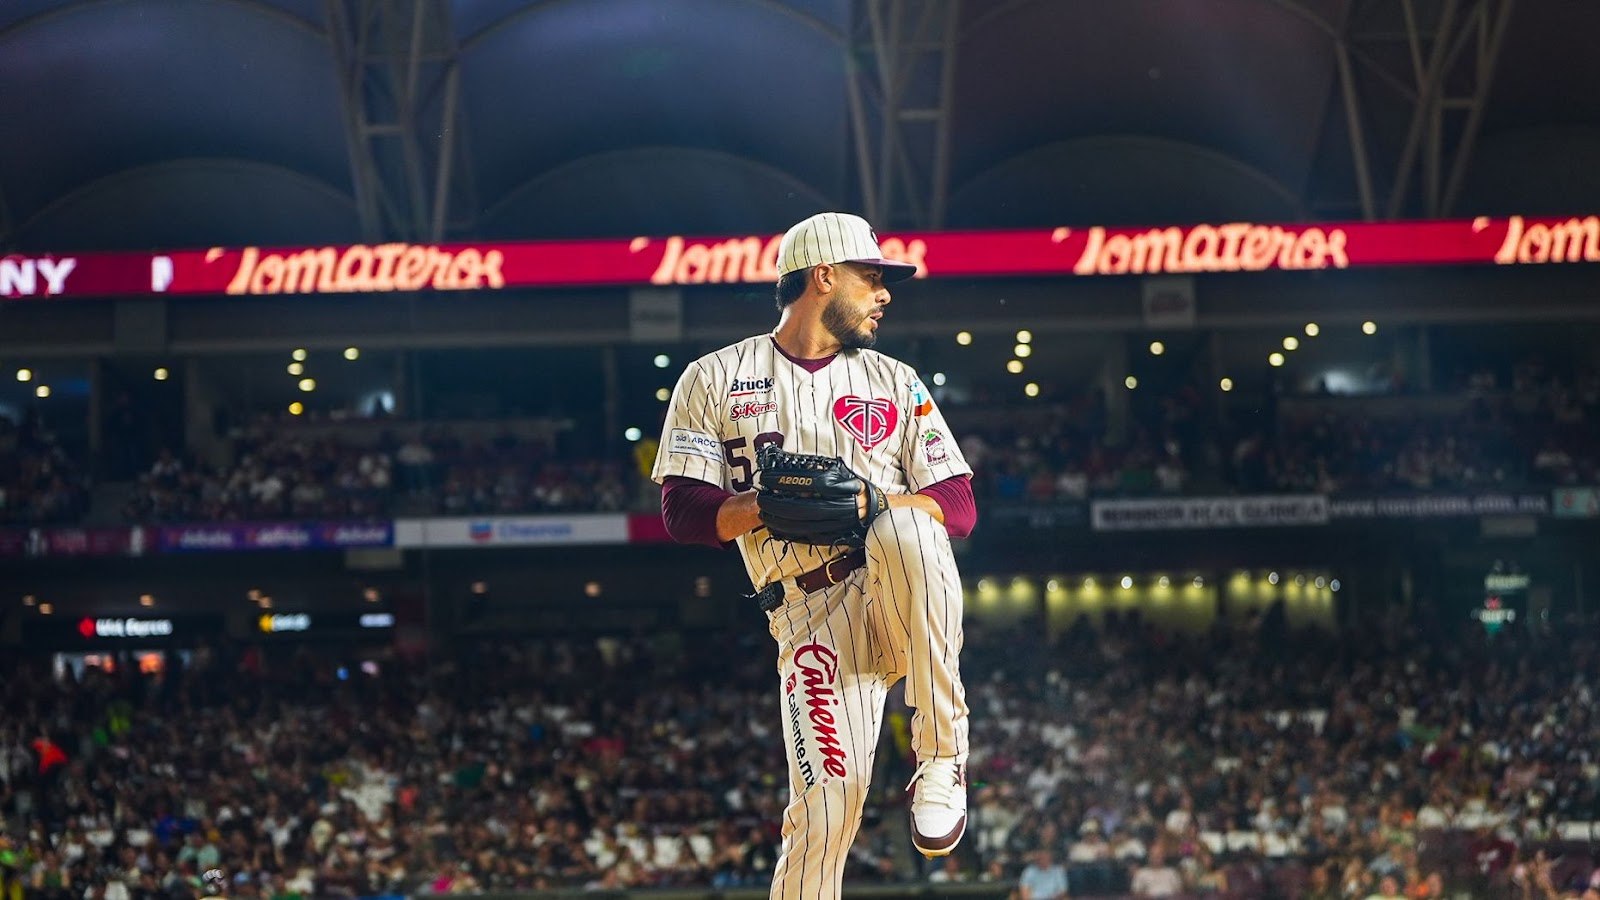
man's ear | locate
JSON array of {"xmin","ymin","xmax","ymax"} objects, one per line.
[{"xmin": 812, "ymin": 263, "xmax": 835, "ymax": 296}]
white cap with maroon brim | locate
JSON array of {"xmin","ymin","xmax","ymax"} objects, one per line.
[{"xmin": 776, "ymin": 212, "xmax": 919, "ymax": 283}]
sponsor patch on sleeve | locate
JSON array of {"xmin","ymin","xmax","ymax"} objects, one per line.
[
  {"xmin": 909, "ymin": 378, "xmax": 933, "ymax": 416},
  {"xmin": 667, "ymin": 428, "xmax": 723, "ymax": 464},
  {"xmin": 921, "ymin": 428, "xmax": 949, "ymax": 465}
]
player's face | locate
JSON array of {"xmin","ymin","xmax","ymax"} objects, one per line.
[{"xmin": 821, "ymin": 263, "xmax": 889, "ymax": 350}]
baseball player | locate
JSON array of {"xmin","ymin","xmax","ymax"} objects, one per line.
[{"xmin": 652, "ymin": 212, "xmax": 977, "ymax": 900}]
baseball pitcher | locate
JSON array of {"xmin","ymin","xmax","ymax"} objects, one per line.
[{"xmin": 652, "ymin": 212, "xmax": 977, "ymax": 900}]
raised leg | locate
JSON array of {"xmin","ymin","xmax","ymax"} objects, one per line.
[{"xmin": 766, "ymin": 576, "xmax": 889, "ymax": 900}]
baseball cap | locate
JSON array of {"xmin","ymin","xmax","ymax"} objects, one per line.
[{"xmin": 776, "ymin": 212, "xmax": 918, "ymax": 282}]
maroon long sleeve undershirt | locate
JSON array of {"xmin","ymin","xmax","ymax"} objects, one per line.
[{"xmin": 660, "ymin": 473, "xmax": 977, "ymax": 549}]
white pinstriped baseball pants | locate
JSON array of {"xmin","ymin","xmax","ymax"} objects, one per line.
[{"xmin": 765, "ymin": 506, "xmax": 970, "ymax": 900}]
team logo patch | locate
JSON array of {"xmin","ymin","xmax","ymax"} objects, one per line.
[
  {"xmin": 922, "ymin": 429, "xmax": 949, "ymax": 465},
  {"xmin": 730, "ymin": 400, "xmax": 778, "ymax": 421},
  {"xmin": 832, "ymin": 396, "xmax": 898, "ymax": 452},
  {"xmin": 908, "ymin": 378, "xmax": 933, "ymax": 416}
]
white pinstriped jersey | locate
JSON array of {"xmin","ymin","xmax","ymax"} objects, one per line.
[{"xmin": 652, "ymin": 333, "xmax": 972, "ymax": 590}]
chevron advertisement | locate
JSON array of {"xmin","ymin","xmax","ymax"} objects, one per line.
[{"xmin": 393, "ymin": 514, "xmax": 631, "ymax": 548}]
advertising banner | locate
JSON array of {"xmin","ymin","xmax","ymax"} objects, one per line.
[
  {"xmin": 0, "ymin": 527, "xmax": 147, "ymax": 558},
  {"xmin": 254, "ymin": 611, "xmax": 396, "ymax": 636},
  {"xmin": 1553, "ymin": 487, "xmax": 1600, "ymax": 519},
  {"xmin": 24, "ymin": 614, "xmax": 225, "ymax": 648},
  {"xmin": 4, "ymin": 214, "xmax": 1597, "ymax": 300},
  {"xmin": 1090, "ymin": 495, "xmax": 1328, "ymax": 531},
  {"xmin": 394, "ymin": 514, "xmax": 630, "ymax": 548},
  {"xmin": 1327, "ymin": 493, "xmax": 1549, "ymax": 519},
  {"xmin": 156, "ymin": 521, "xmax": 393, "ymax": 552}
]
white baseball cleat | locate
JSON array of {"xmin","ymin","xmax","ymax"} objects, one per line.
[{"xmin": 907, "ymin": 757, "xmax": 967, "ymax": 857}]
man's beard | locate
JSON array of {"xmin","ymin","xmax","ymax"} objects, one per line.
[{"xmin": 822, "ymin": 297, "xmax": 876, "ymax": 350}]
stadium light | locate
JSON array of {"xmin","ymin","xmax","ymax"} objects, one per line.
[
  {"xmin": 1124, "ymin": 375, "xmax": 1137, "ymax": 389},
  {"xmin": 298, "ymin": 378, "xmax": 316, "ymax": 392},
  {"xmin": 287, "ymin": 362, "xmax": 304, "ymax": 376},
  {"xmin": 15, "ymin": 368, "xmax": 31, "ymax": 382},
  {"xmin": 1006, "ymin": 360, "xmax": 1024, "ymax": 374},
  {"xmin": 153, "ymin": 368, "xmax": 169, "ymax": 381},
  {"xmin": 1362, "ymin": 321, "xmax": 1377, "ymax": 335},
  {"xmin": 1024, "ymin": 382, "xmax": 1040, "ymax": 397},
  {"xmin": 139, "ymin": 594, "xmax": 154, "ymax": 607},
  {"xmin": 1305, "ymin": 323, "xmax": 1320, "ymax": 337},
  {"xmin": 39, "ymin": 603, "xmax": 52, "ymax": 615},
  {"xmin": 1014, "ymin": 344, "xmax": 1032, "ymax": 358},
  {"xmin": 1015, "ymin": 330, "xmax": 1032, "ymax": 344},
  {"xmin": 1268, "ymin": 353, "xmax": 1285, "ymax": 367},
  {"xmin": 1220, "ymin": 377, "xmax": 1234, "ymax": 392},
  {"xmin": 1119, "ymin": 576, "xmax": 1133, "ymax": 590},
  {"xmin": 343, "ymin": 347, "xmax": 360, "ymax": 361},
  {"xmin": 292, "ymin": 348, "xmax": 307, "ymax": 361},
  {"xmin": 932, "ymin": 372, "xmax": 946, "ymax": 386},
  {"xmin": 1149, "ymin": 341, "xmax": 1165, "ymax": 355},
  {"xmin": 1283, "ymin": 336, "xmax": 1300, "ymax": 351},
  {"xmin": 956, "ymin": 331, "xmax": 973, "ymax": 345},
  {"xmin": 22, "ymin": 595, "xmax": 36, "ymax": 606},
  {"xmin": 653, "ymin": 354, "xmax": 671, "ymax": 368},
  {"xmin": 34, "ymin": 385, "xmax": 50, "ymax": 398},
  {"xmin": 624, "ymin": 427, "xmax": 642, "ymax": 442},
  {"xmin": 655, "ymin": 388, "xmax": 670, "ymax": 401},
  {"xmin": 288, "ymin": 402, "xmax": 303, "ymax": 416}
]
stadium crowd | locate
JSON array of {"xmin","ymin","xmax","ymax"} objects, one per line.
[
  {"xmin": 108, "ymin": 392, "xmax": 1600, "ymax": 522},
  {"xmin": 964, "ymin": 367, "xmax": 1600, "ymax": 502},
  {"xmin": 0, "ymin": 354, "xmax": 1593, "ymax": 526},
  {"xmin": 119, "ymin": 425, "xmax": 630, "ymax": 525},
  {"xmin": 2, "ymin": 608, "xmax": 1597, "ymax": 900},
  {"xmin": 0, "ymin": 412, "xmax": 90, "ymax": 528}
]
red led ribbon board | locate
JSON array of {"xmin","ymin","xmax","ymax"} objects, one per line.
[{"xmin": 2, "ymin": 215, "xmax": 1597, "ymax": 300}]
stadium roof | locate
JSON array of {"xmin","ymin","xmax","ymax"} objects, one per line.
[{"xmin": 2, "ymin": 0, "xmax": 1598, "ymax": 251}]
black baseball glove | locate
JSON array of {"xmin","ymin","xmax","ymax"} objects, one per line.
[{"xmin": 753, "ymin": 445, "xmax": 887, "ymax": 547}]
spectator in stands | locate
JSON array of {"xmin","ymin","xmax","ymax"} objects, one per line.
[
  {"xmin": 1015, "ymin": 848, "xmax": 1068, "ymax": 900},
  {"xmin": 1129, "ymin": 845, "xmax": 1183, "ymax": 897},
  {"xmin": 1367, "ymin": 873, "xmax": 1406, "ymax": 900},
  {"xmin": 926, "ymin": 855, "xmax": 968, "ymax": 884}
]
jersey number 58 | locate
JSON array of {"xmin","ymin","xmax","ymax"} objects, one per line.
[{"xmin": 722, "ymin": 432, "xmax": 785, "ymax": 492}]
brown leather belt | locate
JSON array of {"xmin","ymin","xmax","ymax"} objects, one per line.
[
  {"xmin": 754, "ymin": 548, "xmax": 868, "ymax": 613},
  {"xmin": 794, "ymin": 548, "xmax": 867, "ymax": 593}
]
